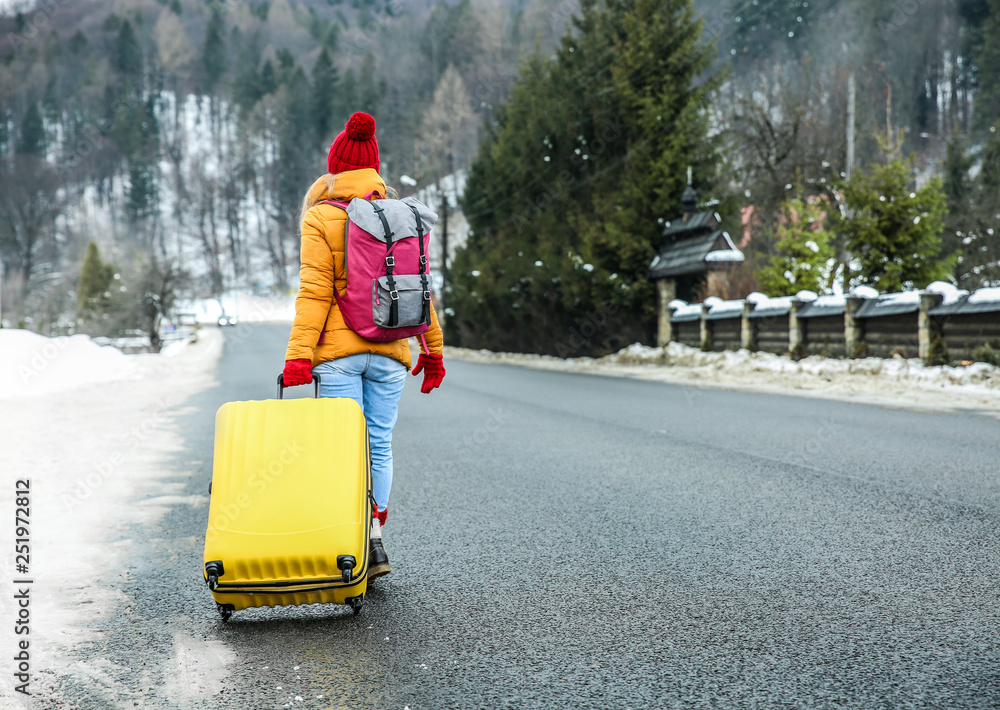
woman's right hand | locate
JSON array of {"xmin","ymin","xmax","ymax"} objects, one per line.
[
  {"xmin": 282, "ymin": 359, "xmax": 314, "ymax": 386},
  {"xmin": 411, "ymin": 353, "xmax": 445, "ymax": 393}
]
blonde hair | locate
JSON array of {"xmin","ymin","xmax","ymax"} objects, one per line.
[{"xmin": 299, "ymin": 173, "xmax": 398, "ymax": 230}]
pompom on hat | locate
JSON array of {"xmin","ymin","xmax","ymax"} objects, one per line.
[{"xmin": 327, "ymin": 112, "xmax": 380, "ymax": 174}]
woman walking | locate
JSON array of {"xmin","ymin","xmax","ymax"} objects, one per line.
[{"xmin": 281, "ymin": 112, "xmax": 446, "ymax": 579}]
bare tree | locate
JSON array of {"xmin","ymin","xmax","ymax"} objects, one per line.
[{"xmin": 0, "ymin": 156, "xmax": 63, "ymax": 321}]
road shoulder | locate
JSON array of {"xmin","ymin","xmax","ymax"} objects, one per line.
[{"xmin": 445, "ymin": 343, "xmax": 1000, "ymax": 419}]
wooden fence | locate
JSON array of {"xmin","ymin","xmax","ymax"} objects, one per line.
[{"xmin": 663, "ymin": 289, "xmax": 1000, "ymax": 365}]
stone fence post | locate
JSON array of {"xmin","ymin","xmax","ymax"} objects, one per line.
[
  {"xmin": 700, "ymin": 303, "xmax": 712, "ymax": 351},
  {"xmin": 918, "ymin": 292, "xmax": 944, "ymax": 362},
  {"xmin": 656, "ymin": 279, "xmax": 676, "ymax": 347},
  {"xmin": 845, "ymin": 296, "xmax": 865, "ymax": 357},
  {"xmin": 788, "ymin": 298, "xmax": 804, "ymax": 356},
  {"xmin": 741, "ymin": 301, "xmax": 756, "ymax": 350}
]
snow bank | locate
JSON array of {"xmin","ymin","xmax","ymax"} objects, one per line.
[
  {"xmin": 851, "ymin": 285, "xmax": 879, "ymax": 299},
  {"xmin": 607, "ymin": 342, "xmax": 1000, "ymax": 389},
  {"xmin": 877, "ymin": 291, "xmax": 921, "ymax": 306},
  {"xmin": 0, "ymin": 330, "xmax": 133, "ymax": 400},
  {"xmin": 751, "ymin": 295, "xmax": 796, "ymax": 310},
  {"xmin": 671, "ymin": 303, "xmax": 704, "ymax": 319},
  {"xmin": 177, "ymin": 292, "xmax": 297, "ymax": 325},
  {"xmin": 926, "ymin": 281, "xmax": 968, "ymax": 304},
  {"xmin": 704, "ymin": 249, "xmax": 745, "ymax": 263},
  {"xmin": 811, "ymin": 294, "xmax": 846, "ymax": 308},
  {"xmin": 968, "ymin": 287, "xmax": 1000, "ymax": 305},
  {"xmin": 0, "ymin": 328, "xmax": 224, "ymax": 705},
  {"xmin": 706, "ymin": 299, "xmax": 745, "ymax": 317}
]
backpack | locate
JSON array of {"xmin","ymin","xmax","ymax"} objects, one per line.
[{"xmin": 319, "ymin": 195, "xmax": 438, "ymax": 343}]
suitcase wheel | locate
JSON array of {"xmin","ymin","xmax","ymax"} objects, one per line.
[
  {"xmin": 347, "ymin": 595, "xmax": 364, "ymax": 615},
  {"xmin": 217, "ymin": 604, "xmax": 235, "ymax": 622},
  {"xmin": 337, "ymin": 555, "xmax": 357, "ymax": 584}
]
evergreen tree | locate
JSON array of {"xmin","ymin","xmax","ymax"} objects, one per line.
[
  {"xmin": 838, "ymin": 156, "xmax": 952, "ymax": 291},
  {"xmin": 337, "ymin": 67, "xmax": 358, "ymax": 121},
  {"xmin": 107, "ymin": 93, "xmax": 161, "ymax": 224},
  {"xmin": 276, "ymin": 49, "xmax": 295, "ymax": 81},
  {"xmin": 947, "ymin": 125, "xmax": 1000, "ymax": 287},
  {"xmin": 276, "ymin": 66, "xmax": 314, "ymax": 218},
  {"xmin": 453, "ymin": 0, "xmax": 722, "ymax": 355},
  {"xmin": 0, "ymin": 107, "xmax": 8, "ymax": 156},
  {"xmin": 115, "ymin": 19, "xmax": 143, "ymax": 90},
  {"xmin": 202, "ymin": 7, "xmax": 228, "ymax": 94},
  {"xmin": 943, "ymin": 134, "xmax": 974, "ymax": 209},
  {"xmin": 941, "ymin": 134, "xmax": 977, "ymax": 287},
  {"xmin": 311, "ymin": 47, "xmax": 339, "ymax": 142},
  {"xmin": 358, "ymin": 53, "xmax": 381, "ymax": 115},
  {"xmin": 76, "ymin": 241, "xmax": 115, "ymax": 323},
  {"xmin": 259, "ymin": 59, "xmax": 278, "ymax": 97},
  {"xmin": 42, "ymin": 77, "xmax": 60, "ymax": 124},
  {"xmin": 17, "ymin": 103, "xmax": 45, "ymax": 157},
  {"xmin": 251, "ymin": 1, "xmax": 270, "ymax": 21},
  {"xmin": 757, "ymin": 195, "xmax": 836, "ymax": 296},
  {"xmin": 420, "ymin": 0, "xmax": 482, "ymax": 88},
  {"xmin": 232, "ymin": 43, "xmax": 265, "ymax": 114},
  {"xmin": 973, "ymin": 0, "xmax": 1000, "ymax": 131},
  {"xmin": 730, "ymin": 0, "xmax": 821, "ymax": 62}
]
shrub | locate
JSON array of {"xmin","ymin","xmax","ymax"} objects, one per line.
[
  {"xmin": 971, "ymin": 344, "xmax": 1000, "ymax": 367},
  {"xmin": 927, "ymin": 334, "xmax": 950, "ymax": 366}
]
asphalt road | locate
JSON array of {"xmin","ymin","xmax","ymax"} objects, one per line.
[{"xmin": 56, "ymin": 324, "xmax": 1000, "ymax": 709}]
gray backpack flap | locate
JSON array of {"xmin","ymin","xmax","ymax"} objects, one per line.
[
  {"xmin": 372, "ymin": 274, "xmax": 430, "ymax": 329},
  {"xmin": 346, "ymin": 197, "xmax": 438, "ymax": 241}
]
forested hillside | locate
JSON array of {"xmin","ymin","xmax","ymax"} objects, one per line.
[
  {"xmin": 0, "ymin": 0, "xmax": 998, "ymax": 355},
  {"xmin": 0, "ymin": 0, "xmax": 574, "ymax": 339}
]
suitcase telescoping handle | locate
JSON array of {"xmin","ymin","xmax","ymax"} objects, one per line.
[{"xmin": 276, "ymin": 373, "xmax": 322, "ymax": 399}]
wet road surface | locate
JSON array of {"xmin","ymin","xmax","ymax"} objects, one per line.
[{"xmin": 54, "ymin": 324, "xmax": 1000, "ymax": 708}]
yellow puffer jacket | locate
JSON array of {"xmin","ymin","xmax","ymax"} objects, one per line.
[{"xmin": 284, "ymin": 168, "xmax": 444, "ymax": 370}]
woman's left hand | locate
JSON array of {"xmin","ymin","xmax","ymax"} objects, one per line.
[{"xmin": 282, "ymin": 359, "xmax": 314, "ymax": 387}]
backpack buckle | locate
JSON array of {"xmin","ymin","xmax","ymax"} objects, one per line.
[
  {"xmin": 385, "ymin": 256, "xmax": 395, "ymax": 268},
  {"xmin": 423, "ymin": 291, "xmax": 432, "ymax": 300},
  {"xmin": 389, "ymin": 290, "xmax": 399, "ymax": 301},
  {"xmin": 419, "ymin": 255, "xmax": 427, "ymax": 266}
]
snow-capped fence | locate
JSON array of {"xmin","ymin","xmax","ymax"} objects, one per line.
[{"xmin": 663, "ymin": 285, "xmax": 1000, "ymax": 365}]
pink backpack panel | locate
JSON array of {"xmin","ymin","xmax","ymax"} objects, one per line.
[{"xmin": 320, "ymin": 196, "xmax": 437, "ymax": 343}]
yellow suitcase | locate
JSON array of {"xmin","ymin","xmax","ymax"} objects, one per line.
[{"xmin": 203, "ymin": 378, "xmax": 372, "ymax": 620}]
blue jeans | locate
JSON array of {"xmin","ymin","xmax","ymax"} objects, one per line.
[{"xmin": 313, "ymin": 354, "xmax": 407, "ymax": 512}]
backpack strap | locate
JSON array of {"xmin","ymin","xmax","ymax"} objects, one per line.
[
  {"xmin": 370, "ymin": 201, "xmax": 399, "ymax": 327},
  {"xmin": 407, "ymin": 204, "xmax": 432, "ymax": 325},
  {"xmin": 314, "ymin": 200, "xmax": 351, "ymax": 345}
]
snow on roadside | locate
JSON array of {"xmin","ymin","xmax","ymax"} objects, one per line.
[
  {"xmin": 0, "ymin": 328, "xmax": 225, "ymax": 706},
  {"xmin": 607, "ymin": 342, "xmax": 1000, "ymax": 389},
  {"xmin": 0, "ymin": 330, "xmax": 135, "ymax": 400},
  {"xmin": 177, "ymin": 292, "xmax": 296, "ymax": 325},
  {"xmin": 446, "ymin": 341, "xmax": 1000, "ymax": 416}
]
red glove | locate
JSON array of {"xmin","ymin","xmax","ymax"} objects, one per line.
[
  {"xmin": 412, "ymin": 353, "xmax": 445, "ymax": 393},
  {"xmin": 282, "ymin": 359, "xmax": 313, "ymax": 387}
]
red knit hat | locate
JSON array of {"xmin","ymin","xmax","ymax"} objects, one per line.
[{"xmin": 327, "ymin": 112, "xmax": 380, "ymax": 174}]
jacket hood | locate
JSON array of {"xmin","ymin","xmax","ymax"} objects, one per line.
[{"xmin": 304, "ymin": 169, "xmax": 387, "ymax": 207}]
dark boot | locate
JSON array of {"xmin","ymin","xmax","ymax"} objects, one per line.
[
  {"xmin": 368, "ymin": 538, "xmax": 391, "ymax": 579},
  {"xmin": 368, "ymin": 515, "xmax": 391, "ymax": 579}
]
